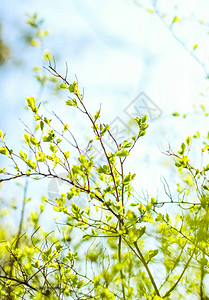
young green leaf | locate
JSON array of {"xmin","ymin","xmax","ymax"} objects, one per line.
[
  {"xmin": 141, "ymin": 115, "xmax": 147, "ymax": 123},
  {"xmin": 60, "ymin": 83, "xmax": 68, "ymax": 89},
  {"xmin": 172, "ymin": 16, "xmax": 180, "ymax": 23},
  {"xmin": 19, "ymin": 150, "xmax": 27, "ymax": 161},
  {"xmin": 26, "ymin": 97, "xmax": 36, "ymax": 112},
  {"xmin": 0, "ymin": 147, "xmax": 8, "ymax": 156},
  {"xmin": 115, "ymin": 150, "xmax": 129, "ymax": 157},
  {"xmin": 186, "ymin": 136, "xmax": 191, "ymax": 146}
]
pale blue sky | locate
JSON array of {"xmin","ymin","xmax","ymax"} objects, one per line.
[{"xmin": 0, "ymin": 0, "xmax": 208, "ymax": 229}]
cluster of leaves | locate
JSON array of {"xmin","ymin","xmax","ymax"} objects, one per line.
[
  {"xmin": 25, "ymin": 13, "xmax": 49, "ymax": 48},
  {"xmin": 0, "ymin": 60, "xmax": 209, "ymax": 299},
  {"xmin": 1, "ymin": 4, "xmax": 209, "ymax": 299}
]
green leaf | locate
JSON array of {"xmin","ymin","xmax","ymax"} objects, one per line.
[
  {"xmin": 200, "ymin": 194, "xmax": 209, "ymax": 209},
  {"xmin": 202, "ymin": 145, "xmax": 209, "ymax": 152},
  {"xmin": 137, "ymin": 226, "xmax": 146, "ymax": 238},
  {"xmin": 0, "ymin": 168, "xmax": 6, "ymax": 174},
  {"xmin": 69, "ymin": 82, "xmax": 81, "ymax": 97},
  {"xmin": 122, "ymin": 173, "xmax": 136, "ymax": 185},
  {"xmin": 148, "ymin": 249, "xmax": 158, "ymax": 260},
  {"xmin": 100, "ymin": 124, "xmax": 110, "ymax": 136},
  {"xmin": 155, "ymin": 213, "xmax": 164, "ymax": 221},
  {"xmin": 115, "ymin": 150, "xmax": 129, "ymax": 157},
  {"xmin": 201, "ymin": 104, "xmax": 205, "ymax": 111},
  {"xmin": 172, "ymin": 16, "xmax": 180, "ymax": 24},
  {"xmin": 64, "ymin": 151, "xmax": 69, "ymax": 159},
  {"xmin": 138, "ymin": 130, "xmax": 146, "ymax": 137},
  {"xmin": 50, "ymin": 144, "xmax": 57, "ymax": 153},
  {"xmin": 63, "ymin": 124, "xmax": 69, "ymax": 131},
  {"xmin": 40, "ymin": 121, "xmax": 44, "ymax": 131},
  {"xmin": 36, "ymin": 151, "xmax": 46, "ymax": 162},
  {"xmin": 193, "ymin": 131, "xmax": 200, "ymax": 138},
  {"xmin": 27, "ymin": 159, "xmax": 37, "ymax": 170},
  {"xmin": 59, "ymin": 83, "xmax": 68, "ymax": 89},
  {"xmin": 79, "ymin": 154, "xmax": 86, "ymax": 164},
  {"xmin": 44, "ymin": 117, "xmax": 51, "ymax": 125},
  {"xmin": 30, "ymin": 39, "xmax": 41, "ymax": 47},
  {"xmin": 26, "ymin": 13, "xmax": 38, "ymax": 27},
  {"xmin": 131, "ymin": 136, "xmax": 136, "ymax": 141},
  {"xmin": 30, "ymin": 136, "xmax": 39, "ymax": 147},
  {"xmin": 67, "ymin": 192, "xmax": 74, "ymax": 200},
  {"xmin": 34, "ymin": 114, "xmax": 40, "ymax": 121},
  {"xmin": 19, "ymin": 150, "xmax": 27, "ymax": 161},
  {"xmin": 36, "ymin": 30, "xmax": 49, "ymax": 38},
  {"xmin": 26, "ymin": 12, "xmax": 43, "ymax": 28},
  {"xmin": 33, "ymin": 259, "xmax": 40, "ymax": 268},
  {"xmin": 53, "ymin": 156, "xmax": 60, "ymax": 168},
  {"xmin": 94, "ymin": 110, "xmax": 100, "ymax": 121},
  {"xmin": 116, "ymin": 201, "xmax": 123, "ymax": 212},
  {"xmin": 134, "ymin": 117, "xmax": 141, "ymax": 126},
  {"xmin": 57, "ymin": 138, "xmax": 62, "ymax": 144},
  {"xmin": 0, "ymin": 147, "xmax": 8, "ymax": 156},
  {"xmin": 66, "ymin": 99, "xmax": 77, "ymax": 107},
  {"xmin": 96, "ymin": 165, "xmax": 110, "ymax": 174},
  {"xmin": 130, "ymin": 202, "xmax": 139, "ymax": 207},
  {"xmin": 42, "ymin": 130, "xmax": 55, "ymax": 142},
  {"xmin": 26, "ymin": 97, "xmax": 36, "ymax": 112},
  {"xmin": 141, "ymin": 115, "xmax": 147, "ymax": 123},
  {"xmin": 172, "ymin": 112, "xmax": 179, "ymax": 117},
  {"xmin": 26, "ymin": 170, "xmax": 31, "ymax": 176},
  {"xmin": 106, "ymin": 214, "xmax": 112, "ymax": 222},
  {"xmin": 69, "ymin": 83, "xmax": 76, "ymax": 93},
  {"xmin": 199, "ymin": 257, "xmax": 208, "ymax": 266},
  {"xmin": 178, "ymin": 143, "xmax": 186, "ymax": 155},
  {"xmin": 72, "ymin": 202, "xmax": 80, "ymax": 215},
  {"xmin": 43, "ymin": 50, "xmax": 53, "ymax": 61},
  {"xmin": 122, "ymin": 140, "xmax": 133, "ymax": 148},
  {"xmin": 203, "ymin": 185, "xmax": 209, "ymax": 191},
  {"xmin": 203, "ymin": 164, "xmax": 209, "ymax": 172},
  {"xmin": 24, "ymin": 133, "xmax": 31, "ymax": 144},
  {"xmin": 186, "ymin": 136, "xmax": 191, "ymax": 146}
]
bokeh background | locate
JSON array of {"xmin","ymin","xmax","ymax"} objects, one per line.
[{"xmin": 0, "ymin": 0, "xmax": 209, "ymax": 229}]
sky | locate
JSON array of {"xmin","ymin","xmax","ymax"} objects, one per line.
[{"xmin": 0, "ymin": 0, "xmax": 208, "ymax": 230}]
